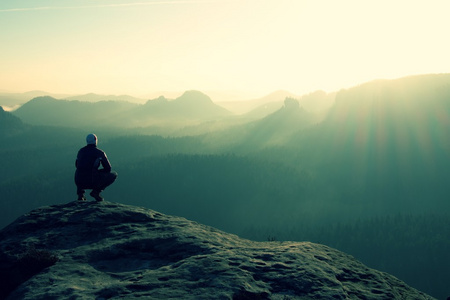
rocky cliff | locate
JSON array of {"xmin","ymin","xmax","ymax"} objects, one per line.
[{"xmin": 0, "ymin": 201, "xmax": 434, "ymax": 299}]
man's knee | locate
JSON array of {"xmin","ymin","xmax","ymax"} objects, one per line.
[
  {"xmin": 109, "ymin": 171, "xmax": 118, "ymax": 182},
  {"xmin": 103, "ymin": 171, "xmax": 117, "ymax": 186}
]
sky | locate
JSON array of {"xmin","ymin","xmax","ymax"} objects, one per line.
[{"xmin": 1, "ymin": 0, "xmax": 449, "ymax": 100}]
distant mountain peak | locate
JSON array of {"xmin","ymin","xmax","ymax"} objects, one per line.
[
  {"xmin": 176, "ymin": 90, "xmax": 213, "ymax": 105},
  {"xmin": 145, "ymin": 95, "xmax": 169, "ymax": 105},
  {"xmin": 181, "ymin": 90, "xmax": 209, "ymax": 97},
  {"xmin": 283, "ymin": 97, "xmax": 300, "ymax": 109},
  {"xmin": 30, "ymin": 95, "xmax": 57, "ymax": 101},
  {"xmin": 0, "ymin": 201, "xmax": 432, "ymax": 299}
]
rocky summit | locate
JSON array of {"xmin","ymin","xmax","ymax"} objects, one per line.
[{"xmin": 0, "ymin": 201, "xmax": 434, "ymax": 299}]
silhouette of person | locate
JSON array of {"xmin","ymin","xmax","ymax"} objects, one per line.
[{"xmin": 75, "ymin": 133, "xmax": 117, "ymax": 201}]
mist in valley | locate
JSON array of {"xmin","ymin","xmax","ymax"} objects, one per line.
[{"xmin": 0, "ymin": 74, "xmax": 449, "ymax": 298}]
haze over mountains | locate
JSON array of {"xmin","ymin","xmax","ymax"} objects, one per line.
[
  {"xmin": 10, "ymin": 91, "xmax": 239, "ymax": 131},
  {"xmin": 288, "ymin": 75, "xmax": 450, "ymax": 213},
  {"xmin": 0, "ymin": 91, "xmax": 71, "ymax": 111},
  {"xmin": 1, "ymin": 73, "xmax": 449, "ymax": 299}
]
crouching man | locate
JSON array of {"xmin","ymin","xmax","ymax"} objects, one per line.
[{"xmin": 75, "ymin": 133, "xmax": 118, "ymax": 202}]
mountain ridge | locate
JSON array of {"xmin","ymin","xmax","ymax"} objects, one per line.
[
  {"xmin": 139, "ymin": 90, "xmax": 232, "ymax": 120},
  {"xmin": 0, "ymin": 106, "xmax": 27, "ymax": 135},
  {"xmin": 0, "ymin": 201, "xmax": 434, "ymax": 300},
  {"xmin": 12, "ymin": 91, "xmax": 232, "ymax": 128},
  {"xmin": 217, "ymin": 90, "xmax": 296, "ymax": 115},
  {"xmin": 64, "ymin": 93, "xmax": 146, "ymax": 104},
  {"xmin": 0, "ymin": 91, "xmax": 72, "ymax": 108}
]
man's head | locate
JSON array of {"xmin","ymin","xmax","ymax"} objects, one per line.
[{"xmin": 86, "ymin": 133, "xmax": 97, "ymax": 145}]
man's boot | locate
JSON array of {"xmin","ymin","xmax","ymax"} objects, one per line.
[
  {"xmin": 90, "ymin": 190, "xmax": 104, "ymax": 202},
  {"xmin": 77, "ymin": 188, "xmax": 86, "ymax": 201}
]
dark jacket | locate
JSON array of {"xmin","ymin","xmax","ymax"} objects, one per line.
[{"xmin": 75, "ymin": 144, "xmax": 111, "ymax": 188}]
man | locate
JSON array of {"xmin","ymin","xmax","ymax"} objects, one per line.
[{"xmin": 75, "ymin": 133, "xmax": 118, "ymax": 202}]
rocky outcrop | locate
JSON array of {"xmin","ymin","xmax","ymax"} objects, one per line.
[{"xmin": 0, "ymin": 202, "xmax": 434, "ymax": 299}]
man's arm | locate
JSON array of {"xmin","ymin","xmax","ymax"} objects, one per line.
[{"xmin": 100, "ymin": 152, "xmax": 112, "ymax": 172}]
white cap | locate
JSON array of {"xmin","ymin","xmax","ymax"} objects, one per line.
[{"xmin": 86, "ymin": 133, "xmax": 97, "ymax": 145}]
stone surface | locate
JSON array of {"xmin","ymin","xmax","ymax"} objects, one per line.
[{"xmin": 0, "ymin": 201, "xmax": 435, "ymax": 299}]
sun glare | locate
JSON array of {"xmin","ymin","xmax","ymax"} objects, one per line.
[{"xmin": 0, "ymin": 0, "xmax": 449, "ymax": 96}]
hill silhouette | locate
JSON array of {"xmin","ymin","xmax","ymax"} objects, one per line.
[
  {"xmin": 204, "ymin": 97, "xmax": 319, "ymax": 151},
  {"xmin": 0, "ymin": 107, "xmax": 26, "ymax": 135},
  {"xmin": 217, "ymin": 90, "xmax": 296, "ymax": 114},
  {"xmin": 12, "ymin": 96, "xmax": 138, "ymax": 128},
  {"xmin": 12, "ymin": 91, "xmax": 231, "ymax": 130},
  {"xmin": 217, "ymin": 90, "xmax": 335, "ymax": 117},
  {"xmin": 243, "ymin": 98, "xmax": 318, "ymax": 147},
  {"xmin": 296, "ymin": 90, "xmax": 336, "ymax": 113},
  {"xmin": 246, "ymin": 97, "xmax": 319, "ymax": 145},
  {"xmin": 0, "ymin": 201, "xmax": 434, "ymax": 300},
  {"xmin": 0, "ymin": 91, "xmax": 70, "ymax": 109},
  {"xmin": 138, "ymin": 90, "xmax": 231, "ymax": 120}
]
